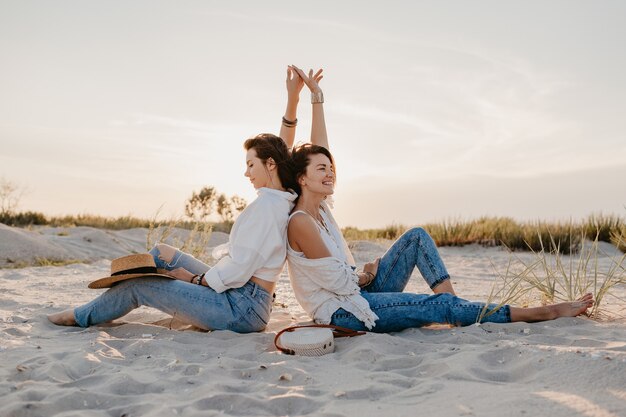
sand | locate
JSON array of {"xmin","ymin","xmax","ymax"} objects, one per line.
[{"xmin": 1, "ymin": 225, "xmax": 625, "ymax": 417}]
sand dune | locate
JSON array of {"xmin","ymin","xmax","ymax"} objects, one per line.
[
  {"xmin": 0, "ymin": 224, "xmax": 228, "ymax": 267},
  {"xmin": 0, "ymin": 225, "xmax": 625, "ymax": 416}
]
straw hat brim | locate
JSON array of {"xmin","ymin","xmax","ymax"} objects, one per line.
[{"xmin": 88, "ymin": 273, "xmax": 175, "ymax": 289}]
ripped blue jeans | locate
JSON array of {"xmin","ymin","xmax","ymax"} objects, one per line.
[
  {"xmin": 330, "ymin": 227, "xmax": 511, "ymax": 332},
  {"xmin": 73, "ymin": 245, "xmax": 273, "ymax": 332}
]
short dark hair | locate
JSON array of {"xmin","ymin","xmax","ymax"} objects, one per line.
[
  {"xmin": 243, "ymin": 133, "xmax": 296, "ymax": 191},
  {"xmin": 290, "ymin": 143, "xmax": 336, "ymax": 196}
]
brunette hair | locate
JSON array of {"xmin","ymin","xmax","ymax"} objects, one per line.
[
  {"xmin": 243, "ymin": 133, "xmax": 296, "ymax": 190},
  {"xmin": 290, "ymin": 143, "xmax": 336, "ymax": 196}
]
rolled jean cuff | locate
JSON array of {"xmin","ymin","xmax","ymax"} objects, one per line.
[
  {"xmin": 503, "ymin": 305, "xmax": 512, "ymax": 322},
  {"xmin": 73, "ymin": 304, "xmax": 91, "ymax": 328},
  {"xmin": 429, "ymin": 275, "xmax": 451, "ymax": 290}
]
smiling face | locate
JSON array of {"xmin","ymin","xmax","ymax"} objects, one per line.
[
  {"xmin": 244, "ymin": 148, "xmax": 272, "ymax": 189},
  {"xmin": 299, "ymin": 153, "xmax": 335, "ymax": 196}
]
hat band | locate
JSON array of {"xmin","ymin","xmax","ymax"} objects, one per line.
[{"xmin": 112, "ymin": 266, "xmax": 158, "ymax": 276}]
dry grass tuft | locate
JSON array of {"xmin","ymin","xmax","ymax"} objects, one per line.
[
  {"xmin": 146, "ymin": 210, "xmax": 214, "ymax": 264},
  {"xmin": 481, "ymin": 232, "xmax": 626, "ymax": 321},
  {"xmin": 34, "ymin": 258, "xmax": 83, "ymax": 267},
  {"xmin": 344, "ymin": 214, "xmax": 625, "ymax": 255}
]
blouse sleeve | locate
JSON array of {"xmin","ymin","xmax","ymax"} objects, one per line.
[{"xmin": 203, "ymin": 200, "xmax": 280, "ymax": 293}]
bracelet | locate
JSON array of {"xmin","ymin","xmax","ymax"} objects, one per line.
[
  {"xmin": 358, "ymin": 271, "xmax": 375, "ymax": 287},
  {"xmin": 311, "ymin": 91, "xmax": 324, "ymax": 104},
  {"xmin": 282, "ymin": 116, "xmax": 297, "ymax": 128},
  {"xmin": 190, "ymin": 274, "xmax": 199, "ymax": 284},
  {"xmin": 196, "ymin": 272, "xmax": 205, "ymax": 286}
]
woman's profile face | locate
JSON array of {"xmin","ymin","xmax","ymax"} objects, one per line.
[
  {"xmin": 301, "ymin": 153, "xmax": 335, "ymax": 196},
  {"xmin": 244, "ymin": 148, "xmax": 269, "ymax": 189}
]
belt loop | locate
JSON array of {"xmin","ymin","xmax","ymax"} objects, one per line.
[{"xmin": 250, "ymin": 281, "xmax": 258, "ymax": 297}]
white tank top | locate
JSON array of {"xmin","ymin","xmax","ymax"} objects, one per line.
[{"xmin": 288, "ymin": 208, "xmax": 349, "ymax": 263}]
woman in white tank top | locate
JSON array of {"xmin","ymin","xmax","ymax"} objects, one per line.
[{"xmin": 285, "ymin": 66, "xmax": 594, "ymax": 332}]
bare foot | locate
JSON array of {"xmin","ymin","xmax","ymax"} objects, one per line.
[
  {"xmin": 549, "ymin": 293, "xmax": 594, "ymax": 319},
  {"xmin": 47, "ymin": 309, "xmax": 77, "ymax": 326},
  {"xmin": 510, "ymin": 293, "xmax": 595, "ymax": 322}
]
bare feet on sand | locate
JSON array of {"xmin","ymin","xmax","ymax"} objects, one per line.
[
  {"xmin": 510, "ymin": 293, "xmax": 594, "ymax": 322},
  {"xmin": 550, "ymin": 293, "xmax": 594, "ymax": 319},
  {"xmin": 47, "ymin": 309, "xmax": 77, "ymax": 326}
]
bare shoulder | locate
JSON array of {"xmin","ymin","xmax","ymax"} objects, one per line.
[
  {"xmin": 288, "ymin": 212, "xmax": 317, "ymax": 246},
  {"xmin": 288, "ymin": 212, "xmax": 316, "ymax": 232},
  {"xmin": 288, "ymin": 212, "xmax": 332, "ymax": 259}
]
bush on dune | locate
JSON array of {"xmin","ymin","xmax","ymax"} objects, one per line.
[
  {"xmin": 343, "ymin": 214, "xmax": 626, "ymax": 254},
  {"xmin": 2, "ymin": 209, "xmax": 624, "ymax": 254}
]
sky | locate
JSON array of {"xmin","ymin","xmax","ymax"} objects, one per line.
[{"xmin": 1, "ymin": 0, "xmax": 625, "ymax": 228}]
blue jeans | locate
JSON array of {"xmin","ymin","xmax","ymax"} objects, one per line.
[
  {"xmin": 330, "ymin": 227, "xmax": 511, "ymax": 332},
  {"xmin": 73, "ymin": 246, "xmax": 273, "ymax": 333}
]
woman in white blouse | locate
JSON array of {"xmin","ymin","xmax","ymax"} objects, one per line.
[
  {"xmin": 286, "ymin": 67, "xmax": 594, "ymax": 332},
  {"xmin": 48, "ymin": 67, "xmax": 305, "ymax": 332}
]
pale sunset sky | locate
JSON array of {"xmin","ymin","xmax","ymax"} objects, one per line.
[{"xmin": 1, "ymin": 1, "xmax": 625, "ymax": 228}]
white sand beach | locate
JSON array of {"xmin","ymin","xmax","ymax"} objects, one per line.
[{"xmin": 1, "ymin": 225, "xmax": 625, "ymax": 416}]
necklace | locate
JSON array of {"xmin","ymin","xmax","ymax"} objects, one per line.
[{"xmin": 303, "ymin": 207, "xmax": 331, "ymax": 235}]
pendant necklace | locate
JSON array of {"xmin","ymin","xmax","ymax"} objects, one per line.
[{"xmin": 304, "ymin": 207, "xmax": 331, "ymax": 235}]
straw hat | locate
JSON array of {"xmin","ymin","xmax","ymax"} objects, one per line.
[{"xmin": 88, "ymin": 253, "xmax": 174, "ymax": 289}]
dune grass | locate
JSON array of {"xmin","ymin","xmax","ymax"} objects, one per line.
[
  {"xmin": 582, "ymin": 213, "xmax": 625, "ymax": 243},
  {"xmin": 343, "ymin": 214, "xmax": 626, "ymax": 254},
  {"xmin": 611, "ymin": 225, "xmax": 626, "ymax": 252},
  {"xmin": 2, "ymin": 257, "xmax": 83, "ymax": 269},
  {"xmin": 479, "ymin": 232, "xmax": 626, "ymax": 322},
  {"xmin": 145, "ymin": 214, "xmax": 214, "ymax": 264},
  {"xmin": 2, "ymin": 210, "xmax": 624, "ymax": 255},
  {"xmin": 34, "ymin": 258, "xmax": 83, "ymax": 267},
  {"xmin": 0, "ymin": 211, "xmax": 233, "ymax": 233},
  {"xmin": 342, "ymin": 223, "xmax": 408, "ymax": 241}
]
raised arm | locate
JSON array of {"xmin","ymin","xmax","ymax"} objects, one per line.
[
  {"xmin": 292, "ymin": 66, "xmax": 329, "ymax": 150},
  {"xmin": 279, "ymin": 66, "xmax": 304, "ymax": 149}
]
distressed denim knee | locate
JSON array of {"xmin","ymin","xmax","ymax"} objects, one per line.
[{"xmin": 149, "ymin": 244, "xmax": 183, "ymax": 270}]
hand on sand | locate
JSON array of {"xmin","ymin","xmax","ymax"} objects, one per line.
[
  {"xmin": 47, "ymin": 309, "xmax": 77, "ymax": 326},
  {"xmin": 290, "ymin": 65, "xmax": 323, "ymax": 94}
]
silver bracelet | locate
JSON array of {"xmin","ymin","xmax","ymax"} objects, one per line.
[{"xmin": 311, "ymin": 91, "xmax": 324, "ymax": 104}]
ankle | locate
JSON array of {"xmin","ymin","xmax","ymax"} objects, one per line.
[
  {"xmin": 545, "ymin": 305, "xmax": 559, "ymax": 320},
  {"xmin": 47, "ymin": 309, "xmax": 77, "ymax": 326}
]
